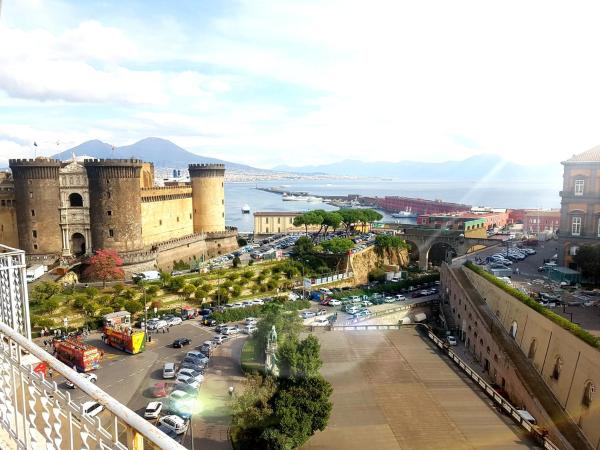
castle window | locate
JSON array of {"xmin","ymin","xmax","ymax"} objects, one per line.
[
  {"xmin": 528, "ymin": 338, "xmax": 537, "ymax": 359},
  {"xmin": 177, "ymin": 216, "xmax": 179, "ymax": 222},
  {"xmin": 29, "ymin": 191, "xmax": 33, "ymax": 199},
  {"xmin": 597, "ymin": 219, "xmax": 600, "ymax": 237},
  {"xmin": 583, "ymin": 381, "xmax": 595, "ymax": 408},
  {"xmin": 574, "ymin": 179, "xmax": 584, "ymax": 196},
  {"xmin": 31, "ymin": 209, "xmax": 35, "ymax": 217},
  {"xmin": 552, "ymin": 357, "xmax": 563, "ymax": 380},
  {"xmin": 107, "ymin": 210, "xmax": 112, "ymax": 216},
  {"xmin": 32, "ymin": 230, "xmax": 37, "ymax": 238},
  {"xmin": 107, "ymin": 192, "xmax": 111, "ymax": 199},
  {"xmin": 1, "ymin": 200, "xmax": 4, "ymax": 207},
  {"xmin": 69, "ymin": 193, "xmax": 83, "ymax": 207},
  {"xmin": 33, "ymin": 244, "xmax": 38, "ymax": 250},
  {"xmin": 108, "ymin": 229, "xmax": 114, "ymax": 238},
  {"xmin": 189, "ymin": 214, "xmax": 192, "ymax": 219},
  {"xmin": 159, "ymin": 220, "xmax": 162, "ymax": 226},
  {"xmin": 571, "ymin": 216, "xmax": 582, "ymax": 236}
]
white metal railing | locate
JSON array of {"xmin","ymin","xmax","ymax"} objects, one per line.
[
  {"xmin": 0, "ymin": 245, "xmax": 187, "ymax": 450},
  {"xmin": 421, "ymin": 325, "xmax": 560, "ymax": 450}
]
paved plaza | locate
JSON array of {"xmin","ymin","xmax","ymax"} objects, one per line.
[{"xmin": 304, "ymin": 328, "xmax": 536, "ymax": 450}]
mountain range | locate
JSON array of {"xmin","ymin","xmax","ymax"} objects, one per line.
[
  {"xmin": 49, "ymin": 138, "xmax": 562, "ymax": 182},
  {"xmin": 273, "ymin": 154, "xmax": 563, "ymax": 182},
  {"xmin": 53, "ymin": 137, "xmax": 263, "ymax": 172}
]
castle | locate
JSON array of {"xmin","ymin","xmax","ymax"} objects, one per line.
[{"xmin": 2, "ymin": 157, "xmax": 237, "ymax": 275}]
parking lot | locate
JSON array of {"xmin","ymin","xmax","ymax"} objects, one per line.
[
  {"xmin": 49, "ymin": 319, "xmax": 245, "ymax": 449},
  {"xmin": 304, "ymin": 328, "xmax": 535, "ymax": 450}
]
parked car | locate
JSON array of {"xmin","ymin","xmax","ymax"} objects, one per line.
[
  {"xmin": 328, "ymin": 299, "xmax": 341, "ymax": 306},
  {"xmin": 245, "ymin": 317, "xmax": 258, "ymax": 325},
  {"xmin": 66, "ymin": 372, "xmax": 97, "ymax": 389},
  {"xmin": 395, "ymin": 294, "xmax": 406, "ymax": 301},
  {"xmin": 81, "ymin": 401, "xmax": 104, "ymax": 418},
  {"xmin": 163, "ymin": 362, "xmax": 176, "ymax": 379},
  {"xmin": 202, "ymin": 317, "xmax": 217, "ymax": 326},
  {"xmin": 300, "ymin": 311, "xmax": 316, "ymax": 319},
  {"xmin": 212, "ymin": 334, "xmax": 227, "ymax": 345},
  {"xmin": 222, "ymin": 326, "xmax": 240, "ymax": 335},
  {"xmin": 156, "ymin": 425, "xmax": 184, "ymax": 443},
  {"xmin": 167, "ymin": 317, "xmax": 183, "ymax": 327},
  {"xmin": 177, "ymin": 368, "xmax": 203, "ymax": 379},
  {"xmin": 152, "ymin": 382, "xmax": 170, "ymax": 398},
  {"xmin": 176, "ymin": 372, "xmax": 204, "ymax": 385},
  {"xmin": 243, "ymin": 325, "xmax": 257, "ymax": 335},
  {"xmin": 158, "ymin": 415, "xmax": 189, "ymax": 435},
  {"xmin": 179, "ymin": 362, "xmax": 205, "ymax": 373},
  {"xmin": 182, "ymin": 355, "xmax": 208, "ymax": 367},
  {"xmin": 172, "ymin": 338, "xmax": 191, "ymax": 348},
  {"xmin": 446, "ymin": 336, "xmax": 457, "ymax": 346},
  {"xmin": 144, "ymin": 401, "xmax": 163, "ymax": 419}
]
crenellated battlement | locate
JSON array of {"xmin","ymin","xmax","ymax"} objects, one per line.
[
  {"xmin": 84, "ymin": 158, "xmax": 144, "ymax": 167},
  {"xmin": 9, "ymin": 158, "xmax": 61, "ymax": 167},
  {"xmin": 188, "ymin": 163, "xmax": 225, "ymax": 169}
]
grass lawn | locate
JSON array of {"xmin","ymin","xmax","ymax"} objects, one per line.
[{"xmin": 240, "ymin": 337, "xmax": 264, "ymax": 374}]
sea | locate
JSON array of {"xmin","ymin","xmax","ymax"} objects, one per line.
[{"xmin": 225, "ymin": 178, "xmax": 562, "ymax": 233}]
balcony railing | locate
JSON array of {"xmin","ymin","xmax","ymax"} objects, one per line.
[{"xmin": 0, "ymin": 245, "xmax": 187, "ymax": 450}]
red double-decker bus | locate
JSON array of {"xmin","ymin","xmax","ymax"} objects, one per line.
[{"xmin": 54, "ymin": 339, "xmax": 102, "ymax": 372}]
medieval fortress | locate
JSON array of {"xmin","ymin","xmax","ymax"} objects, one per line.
[{"xmin": 1, "ymin": 157, "xmax": 237, "ymax": 275}]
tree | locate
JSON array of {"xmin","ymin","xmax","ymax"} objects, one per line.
[
  {"xmin": 233, "ymin": 255, "xmax": 241, "ymax": 268},
  {"xmin": 237, "ymin": 237, "xmax": 248, "ymax": 247},
  {"xmin": 195, "ymin": 285, "xmax": 210, "ymax": 302},
  {"xmin": 320, "ymin": 237, "xmax": 354, "ymax": 254},
  {"xmin": 38, "ymin": 296, "xmax": 59, "ymax": 314},
  {"xmin": 124, "ymin": 300, "xmax": 143, "ymax": 314},
  {"xmin": 322, "ymin": 211, "xmax": 342, "ymax": 237},
  {"xmin": 83, "ymin": 249, "xmax": 124, "ymax": 287},
  {"xmin": 293, "ymin": 236, "xmax": 314, "ymax": 257},
  {"xmin": 278, "ymin": 335, "xmax": 322, "ymax": 379},
  {"xmin": 159, "ymin": 271, "xmax": 172, "ymax": 287},
  {"xmin": 337, "ymin": 208, "xmax": 382, "ymax": 235},
  {"xmin": 573, "ymin": 244, "xmax": 600, "ymax": 285},
  {"xmin": 178, "ymin": 283, "xmax": 196, "ymax": 308},
  {"xmin": 84, "ymin": 286, "xmax": 99, "ymax": 299},
  {"xmin": 169, "ymin": 276, "xmax": 185, "ymax": 292},
  {"xmin": 267, "ymin": 376, "xmax": 333, "ymax": 449}
]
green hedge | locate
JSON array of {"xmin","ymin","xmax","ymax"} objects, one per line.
[
  {"xmin": 211, "ymin": 299, "xmax": 311, "ymax": 324},
  {"xmin": 331, "ymin": 273, "xmax": 440, "ymax": 299},
  {"xmin": 464, "ymin": 261, "xmax": 600, "ymax": 349}
]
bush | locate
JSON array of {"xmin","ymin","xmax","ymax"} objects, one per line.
[
  {"xmin": 124, "ymin": 300, "xmax": 144, "ymax": 314},
  {"xmin": 31, "ymin": 315, "xmax": 55, "ymax": 328},
  {"xmin": 368, "ymin": 267, "xmax": 386, "ymax": 282},
  {"xmin": 464, "ymin": 261, "xmax": 600, "ymax": 348},
  {"xmin": 146, "ymin": 285, "xmax": 160, "ymax": 296},
  {"xmin": 98, "ymin": 306, "xmax": 114, "ymax": 315}
]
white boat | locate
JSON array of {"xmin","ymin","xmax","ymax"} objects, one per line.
[
  {"xmin": 306, "ymin": 196, "xmax": 322, "ymax": 202},
  {"xmin": 282, "ymin": 194, "xmax": 305, "ymax": 201},
  {"xmin": 391, "ymin": 209, "xmax": 417, "ymax": 218},
  {"xmin": 241, "ymin": 204, "xmax": 251, "ymax": 214}
]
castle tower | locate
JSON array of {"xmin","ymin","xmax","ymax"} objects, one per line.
[
  {"xmin": 84, "ymin": 159, "xmax": 144, "ymax": 253},
  {"xmin": 9, "ymin": 158, "xmax": 62, "ymax": 256},
  {"xmin": 189, "ymin": 164, "xmax": 225, "ymax": 233}
]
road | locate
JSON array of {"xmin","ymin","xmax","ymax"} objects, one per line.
[{"xmin": 48, "ymin": 319, "xmax": 244, "ymax": 449}]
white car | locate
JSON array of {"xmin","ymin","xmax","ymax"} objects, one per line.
[
  {"xmin": 144, "ymin": 401, "xmax": 163, "ymax": 419},
  {"xmin": 328, "ymin": 299, "xmax": 341, "ymax": 306},
  {"xmin": 251, "ymin": 299, "xmax": 264, "ymax": 305},
  {"xmin": 222, "ymin": 326, "xmax": 240, "ymax": 335},
  {"xmin": 81, "ymin": 401, "xmax": 104, "ymax": 418},
  {"xmin": 159, "ymin": 415, "xmax": 189, "ymax": 435},
  {"xmin": 243, "ymin": 325, "xmax": 257, "ymax": 334},
  {"xmin": 395, "ymin": 295, "xmax": 406, "ymax": 301},
  {"xmin": 300, "ymin": 311, "xmax": 316, "ymax": 319},
  {"xmin": 186, "ymin": 351, "xmax": 208, "ymax": 360},
  {"xmin": 66, "ymin": 372, "xmax": 97, "ymax": 389},
  {"xmin": 213, "ymin": 334, "xmax": 227, "ymax": 345},
  {"xmin": 167, "ymin": 317, "xmax": 182, "ymax": 327},
  {"xmin": 245, "ymin": 317, "xmax": 258, "ymax": 325},
  {"xmin": 447, "ymin": 336, "xmax": 458, "ymax": 346},
  {"xmin": 383, "ymin": 296, "xmax": 395, "ymax": 303}
]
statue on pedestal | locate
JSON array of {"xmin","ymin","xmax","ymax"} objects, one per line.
[{"xmin": 265, "ymin": 325, "xmax": 279, "ymax": 377}]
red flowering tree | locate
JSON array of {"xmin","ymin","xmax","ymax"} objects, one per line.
[{"xmin": 83, "ymin": 249, "xmax": 125, "ymax": 287}]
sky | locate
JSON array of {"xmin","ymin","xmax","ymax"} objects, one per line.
[{"xmin": 2, "ymin": 0, "xmax": 600, "ymax": 169}]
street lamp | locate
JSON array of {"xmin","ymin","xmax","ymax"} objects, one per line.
[{"xmin": 63, "ymin": 317, "xmax": 68, "ymax": 335}]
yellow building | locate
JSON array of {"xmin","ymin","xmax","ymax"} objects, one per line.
[{"xmin": 253, "ymin": 211, "xmax": 321, "ymax": 235}]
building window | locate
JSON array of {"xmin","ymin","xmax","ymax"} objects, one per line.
[
  {"xmin": 108, "ymin": 229, "xmax": 114, "ymax": 238},
  {"xmin": 277, "ymin": 218, "xmax": 281, "ymax": 224},
  {"xmin": 571, "ymin": 216, "xmax": 582, "ymax": 236},
  {"xmin": 107, "ymin": 210, "xmax": 112, "ymax": 216},
  {"xmin": 552, "ymin": 357, "xmax": 563, "ymax": 380},
  {"xmin": 31, "ymin": 209, "xmax": 35, "ymax": 217},
  {"xmin": 597, "ymin": 220, "xmax": 600, "ymax": 237},
  {"xmin": 266, "ymin": 227, "xmax": 269, "ymax": 233},
  {"xmin": 569, "ymin": 245, "xmax": 579, "ymax": 256},
  {"xmin": 0, "ymin": 200, "xmax": 4, "ymax": 207},
  {"xmin": 290, "ymin": 218, "xmax": 293, "ymax": 224},
  {"xmin": 69, "ymin": 193, "xmax": 83, "ymax": 207},
  {"xmin": 33, "ymin": 244, "xmax": 38, "ymax": 250},
  {"xmin": 528, "ymin": 338, "xmax": 537, "ymax": 359},
  {"xmin": 32, "ymin": 230, "xmax": 37, "ymax": 238},
  {"xmin": 29, "ymin": 191, "xmax": 33, "ymax": 199},
  {"xmin": 159, "ymin": 220, "xmax": 162, "ymax": 226},
  {"xmin": 189, "ymin": 214, "xmax": 192, "ymax": 219},
  {"xmin": 177, "ymin": 216, "xmax": 179, "ymax": 222},
  {"xmin": 574, "ymin": 179, "xmax": 584, "ymax": 196},
  {"xmin": 583, "ymin": 381, "xmax": 595, "ymax": 408},
  {"xmin": 107, "ymin": 192, "xmax": 111, "ymax": 199}
]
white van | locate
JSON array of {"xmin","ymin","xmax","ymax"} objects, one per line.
[
  {"xmin": 133, "ymin": 271, "xmax": 161, "ymax": 282},
  {"xmin": 163, "ymin": 362, "xmax": 175, "ymax": 379}
]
